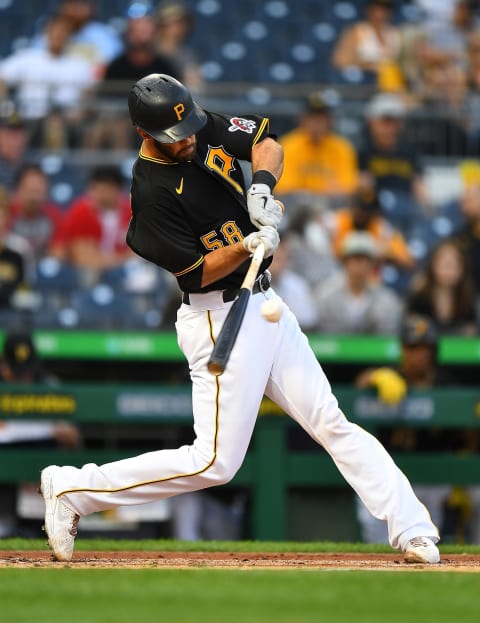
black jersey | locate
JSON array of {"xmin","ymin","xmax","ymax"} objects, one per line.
[{"xmin": 127, "ymin": 111, "xmax": 273, "ymax": 293}]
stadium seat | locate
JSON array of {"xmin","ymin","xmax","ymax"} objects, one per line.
[
  {"xmin": 33, "ymin": 258, "xmax": 81, "ymax": 327},
  {"xmin": 70, "ymin": 284, "xmax": 140, "ymax": 329},
  {"xmin": 35, "ymin": 257, "xmax": 80, "ymax": 291},
  {"xmin": 40, "ymin": 154, "xmax": 88, "ymax": 209}
]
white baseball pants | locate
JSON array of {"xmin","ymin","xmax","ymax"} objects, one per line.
[{"xmin": 53, "ymin": 287, "xmax": 439, "ymax": 550}]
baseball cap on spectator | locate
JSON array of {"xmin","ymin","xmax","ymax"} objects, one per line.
[
  {"xmin": 341, "ymin": 232, "xmax": 379, "ymax": 259},
  {"xmin": 365, "ymin": 93, "xmax": 405, "ymax": 119},
  {"xmin": 2, "ymin": 332, "xmax": 40, "ymax": 376},
  {"xmin": 304, "ymin": 92, "xmax": 332, "ymax": 115}
]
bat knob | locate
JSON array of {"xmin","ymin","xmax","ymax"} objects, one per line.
[{"xmin": 207, "ymin": 361, "xmax": 224, "ymax": 376}]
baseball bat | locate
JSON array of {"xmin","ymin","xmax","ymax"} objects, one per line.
[{"xmin": 207, "ymin": 242, "xmax": 265, "ymax": 376}]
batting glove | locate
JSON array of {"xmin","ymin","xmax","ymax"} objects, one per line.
[
  {"xmin": 246, "ymin": 184, "xmax": 284, "ymax": 229},
  {"xmin": 243, "ymin": 225, "xmax": 280, "ymax": 258}
]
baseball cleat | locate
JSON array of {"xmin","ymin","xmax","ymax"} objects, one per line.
[
  {"xmin": 40, "ymin": 466, "xmax": 79, "ymax": 562},
  {"xmin": 404, "ymin": 536, "xmax": 440, "ymax": 564}
]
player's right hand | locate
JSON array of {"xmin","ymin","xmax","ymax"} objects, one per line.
[
  {"xmin": 243, "ymin": 225, "xmax": 280, "ymax": 258},
  {"xmin": 369, "ymin": 367, "xmax": 407, "ymax": 406},
  {"xmin": 246, "ymin": 184, "xmax": 284, "ymax": 229}
]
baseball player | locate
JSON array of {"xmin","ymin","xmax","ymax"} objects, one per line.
[{"xmin": 40, "ymin": 73, "xmax": 440, "ymax": 563}]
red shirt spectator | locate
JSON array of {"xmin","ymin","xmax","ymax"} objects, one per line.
[
  {"xmin": 52, "ymin": 165, "xmax": 133, "ymax": 270},
  {"xmin": 8, "ymin": 164, "xmax": 63, "ymax": 260}
]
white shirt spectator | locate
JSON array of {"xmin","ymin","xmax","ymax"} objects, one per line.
[
  {"xmin": 313, "ymin": 232, "xmax": 404, "ymax": 335},
  {"xmin": 31, "ymin": 21, "xmax": 123, "ymax": 69},
  {"xmin": 314, "ymin": 270, "xmax": 403, "ymax": 334},
  {"xmin": 0, "ymin": 47, "xmax": 96, "ymax": 120}
]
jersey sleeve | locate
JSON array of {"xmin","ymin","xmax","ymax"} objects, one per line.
[
  {"xmin": 127, "ymin": 195, "xmax": 205, "ymax": 291},
  {"xmin": 202, "ymin": 112, "xmax": 271, "ymax": 161}
]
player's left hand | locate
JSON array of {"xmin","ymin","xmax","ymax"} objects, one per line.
[
  {"xmin": 246, "ymin": 184, "xmax": 284, "ymax": 229},
  {"xmin": 243, "ymin": 225, "xmax": 280, "ymax": 258}
]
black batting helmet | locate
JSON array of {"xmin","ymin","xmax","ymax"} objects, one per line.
[{"xmin": 128, "ymin": 73, "xmax": 207, "ymax": 143}]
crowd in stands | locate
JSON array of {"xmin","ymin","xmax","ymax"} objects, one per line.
[{"xmin": 0, "ymin": 0, "xmax": 480, "ymax": 341}]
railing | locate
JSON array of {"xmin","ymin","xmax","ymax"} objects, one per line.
[{"xmin": 1, "ymin": 330, "xmax": 479, "ymax": 364}]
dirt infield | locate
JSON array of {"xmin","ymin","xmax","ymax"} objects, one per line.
[{"xmin": 1, "ymin": 551, "xmax": 480, "ymax": 571}]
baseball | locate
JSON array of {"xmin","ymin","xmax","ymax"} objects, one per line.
[{"xmin": 261, "ymin": 298, "xmax": 282, "ymax": 322}]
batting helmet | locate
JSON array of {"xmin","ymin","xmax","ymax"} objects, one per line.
[{"xmin": 128, "ymin": 73, "xmax": 207, "ymax": 143}]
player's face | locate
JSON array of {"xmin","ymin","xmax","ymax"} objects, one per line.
[{"xmin": 153, "ymin": 135, "xmax": 197, "ymax": 163}]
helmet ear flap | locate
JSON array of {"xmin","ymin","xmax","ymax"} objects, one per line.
[{"xmin": 128, "ymin": 73, "xmax": 207, "ymax": 143}]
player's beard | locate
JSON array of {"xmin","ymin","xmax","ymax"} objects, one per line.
[{"xmin": 153, "ymin": 138, "xmax": 197, "ymax": 163}]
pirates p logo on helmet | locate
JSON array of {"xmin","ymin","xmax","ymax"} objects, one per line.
[{"xmin": 174, "ymin": 103, "xmax": 185, "ymax": 121}]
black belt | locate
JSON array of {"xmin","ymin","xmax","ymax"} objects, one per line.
[{"xmin": 182, "ymin": 272, "xmax": 271, "ymax": 305}]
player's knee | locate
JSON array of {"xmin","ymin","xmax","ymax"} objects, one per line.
[{"xmin": 203, "ymin": 461, "xmax": 239, "ymax": 487}]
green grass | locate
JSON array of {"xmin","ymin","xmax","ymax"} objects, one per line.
[
  {"xmin": 1, "ymin": 540, "xmax": 479, "ymax": 623},
  {"xmin": 0, "ymin": 568, "xmax": 479, "ymax": 623},
  {"xmin": 1, "ymin": 537, "xmax": 480, "ymax": 554}
]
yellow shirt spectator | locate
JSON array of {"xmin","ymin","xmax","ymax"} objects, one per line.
[{"xmin": 275, "ymin": 93, "xmax": 359, "ymax": 198}]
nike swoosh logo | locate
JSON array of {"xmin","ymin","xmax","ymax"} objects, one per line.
[{"xmin": 176, "ymin": 178, "xmax": 184, "ymax": 194}]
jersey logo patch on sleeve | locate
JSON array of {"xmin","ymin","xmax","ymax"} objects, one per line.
[{"xmin": 228, "ymin": 117, "xmax": 257, "ymax": 134}]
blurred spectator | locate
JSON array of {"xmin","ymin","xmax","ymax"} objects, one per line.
[
  {"xmin": 416, "ymin": 0, "xmax": 477, "ymax": 69},
  {"xmin": 466, "ymin": 30, "xmax": 480, "ymax": 93},
  {"xmin": 466, "ymin": 28, "xmax": 480, "ymax": 85},
  {"xmin": 51, "ymin": 165, "xmax": 133, "ymax": 278},
  {"xmin": 84, "ymin": 13, "xmax": 180, "ymax": 149},
  {"xmin": 450, "ymin": 168, "xmax": 480, "ymax": 291},
  {"xmin": 327, "ymin": 190, "xmax": 415, "ymax": 272},
  {"xmin": 357, "ymin": 92, "xmax": 431, "ymax": 234},
  {"xmin": 332, "ymin": 0, "xmax": 405, "ymax": 92},
  {"xmin": 154, "ymin": 0, "xmax": 204, "ymax": 93},
  {"xmin": 0, "ymin": 204, "xmax": 25, "ymax": 308},
  {"xmin": 412, "ymin": 58, "xmax": 470, "ymax": 156},
  {"xmin": 355, "ymin": 313, "xmax": 480, "ymax": 544},
  {"xmin": 0, "ymin": 330, "xmax": 81, "ymax": 537},
  {"xmin": 356, "ymin": 315, "xmax": 442, "ymax": 398},
  {"xmin": 0, "ymin": 109, "xmax": 34, "ymax": 192},
  {"xmin": 31, "ymin": 0, "xmax": 123, "ymax": 75},
  {"xmin": 313, "ymin": 231, "xmax": 403, "ymax": 335},
  {"xmin": 413, "ymin": 0, "xmax": 459, "ymax": 28},
  {"xmin": 268, "ymin": 233, "xmax": 318, "ymax": 331},
  {"xmin": 406, "ymin": 239, "xmax": 478, "ymax": 335},
  {"xmin": 58, "ymin": 0, "xmax": 123, "ymax": 71},
  {"xmin": 397, "ymin": 10, "xmax": 430, "ymax": 95},
  {"xmin": 7, "ymin": 164, "xmax": 63, "ymax": 261},
  {"xmin": 275, "ymin": 92, "xmax": 359, "ymax": 206},
  {"xmin": 103, "ymin": 14, "xmax": 180, "ymax": 85},
  {"xmin": 465, "ymin": 31, "xmax": 480, "ymax": 151},
  {"xmin": 0, "ymin": 14, "xmax": 97, "ymax": 148}
]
